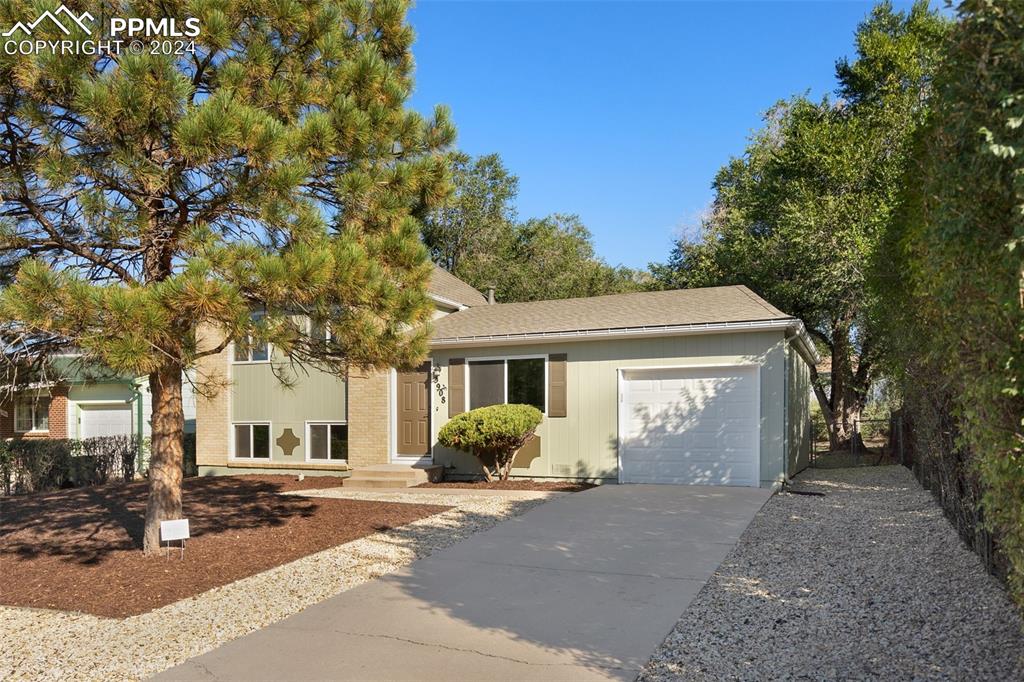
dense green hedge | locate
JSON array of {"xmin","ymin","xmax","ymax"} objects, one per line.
[
  {"xmin": 0, "ymin": 435, "xmax": 139, "ymax": 495},
  {"xmin": 872, "ymin": 0, "xmax": 1024, "ymax": 603},
  {"xmin": 438, "ymin": 404, "xmax": 543, "ymax": 481}
]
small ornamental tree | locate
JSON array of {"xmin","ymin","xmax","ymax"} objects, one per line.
[
  {"xmin": 0, "ymin": 0, "xmax": 454, "ymax": 553},
  {"xmin": 437, "ymin": 404, "xmax": 542, "ymax": 481}
]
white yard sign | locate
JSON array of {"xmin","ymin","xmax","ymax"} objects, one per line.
[
  {"xmin": 160, "ymin": 518, "xmax": 190, "ymax": 558},
  {"xmin": 160, "ymin": 518, "xmax": 190, "ymax": 541}
]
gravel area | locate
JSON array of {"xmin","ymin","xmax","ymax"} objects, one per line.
[
  {"xmin": 0, "ymin": 488, "xmax": 546, "ymax": 682},
  {"xmin": 639, "ymin": 466, "xmax": 1024, "ymax": 681}
]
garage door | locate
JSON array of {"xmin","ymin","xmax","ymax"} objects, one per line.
[
  {"xmin": 81, "ymin": 405, "xmax": 134, "ymax": 438},
  {"xmin": 620, "ymin": 366, "xmax": 760, "ymax": 486}
]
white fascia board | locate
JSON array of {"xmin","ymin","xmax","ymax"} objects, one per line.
[
  {"xmin": 427, "ymin": 294, "xmax": 469, "ymax": 311},
  {"xmin": 430, "ymin": 318, "xmax": 812, "ymax": 349}
]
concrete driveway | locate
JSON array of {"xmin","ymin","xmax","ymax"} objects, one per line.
[{"xmin": 155, "ymin": 484, "xmax": 771, "ymax": 681}]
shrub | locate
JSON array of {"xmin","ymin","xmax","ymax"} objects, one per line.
[
  {"xmin": 438, "ymin": 404, "xmax": 543, "ymax": 481},
  {"xmin": 5, "ymin": 439, "xmax": 77, "ymax": 492},
  {"xmin": 183, "ymin": 432, "xmax": 197, "ymax": 477},
  {"xmin": 79, "ymin": 435, "xmax": 139, "ymax": 483},
  {"xmin": 0, "ymin": 436, "xmax": 140, "ymax": 495}
]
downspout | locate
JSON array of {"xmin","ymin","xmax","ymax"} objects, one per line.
[{"xmin": 129, "ymin": 379, "xmax": 144, "ymax": 474}]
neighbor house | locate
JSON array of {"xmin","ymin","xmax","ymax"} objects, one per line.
[
  {"xmin": 0, "ymin": 356, "xmax": 197, "ymax": 472},
  {"xmin": 193, "ymin": 266, "xmax": 818, "ymax": 488}
]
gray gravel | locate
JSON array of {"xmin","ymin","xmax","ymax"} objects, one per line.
[{"xmin": 639, "ymin": 465, "xmax": 1024, "ymax": 681}]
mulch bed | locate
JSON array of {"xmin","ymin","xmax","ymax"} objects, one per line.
[
  {"xmin": 0, "ymin": 475, "xmax": 447, "ymax": 618},
  {"xmin": 416, "ymin": 480, "xmax": 596, "ymax": 492}
]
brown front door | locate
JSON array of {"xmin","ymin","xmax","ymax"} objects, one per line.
[{"xmin": 396, "ymin": 362, "xmax": 430, "ymax": 456}]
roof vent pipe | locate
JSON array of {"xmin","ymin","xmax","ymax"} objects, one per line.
[{"xmin": 486, "ymin": 285, "xmax": 496, "ymax": 305}]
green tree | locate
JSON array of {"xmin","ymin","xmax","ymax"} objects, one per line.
[
  {"xmin": 0, "ymin": 0, "xmax": 454, "ymax": 552},
  {"xmin": 457, "ymin": 213, "xmax": 643, "ymax": 302},
  {"xmin": 870, "ymin": 0, "xmax": 1024, "ymax": 601},
  {"xmin": 421, "ymin": 152, "xmax": 518, "ymax": 272},
  {"xmin": 651, "ymin": 1, "xmax": 948, "ymax": 448},
  {"xmin": 423, "ymin": 153, "xmax": 643, "ymax": 302}
]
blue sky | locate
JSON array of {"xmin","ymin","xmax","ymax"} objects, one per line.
[{"xmin": 407, "ymin": 1, "xmax": 917, "ymax": 270}]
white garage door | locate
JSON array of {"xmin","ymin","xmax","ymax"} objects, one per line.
[
  {"xmin": 81, "ymin": 405, "xmax": 133, "ymax": 438},
  {"xmin": 620, "ymin": 366, "xmax": 760, "ymax": 486}
]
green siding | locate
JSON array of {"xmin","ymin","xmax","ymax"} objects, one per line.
[
  {"xmin": 786, "ymin": 343, "xmax": 813, "ymax": 476},
  {"xmin": 230, "ymin": 362, "xmax": 346, "ymax": 463},
  {"xmin": 430, "ymin": 331, "xmax": 788, "ymax": 486}
]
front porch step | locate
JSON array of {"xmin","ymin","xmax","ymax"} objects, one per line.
[{"xmin": 344, "ymin": 464, "xmax": 443, "ymax": 489}]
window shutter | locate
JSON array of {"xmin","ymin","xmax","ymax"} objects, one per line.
[
  {"xmin": 548, "ymin": 354, "xmax": 567, "ymax": 418},
  {"xmin": 449, "ymin": 359, "xmax": 466, "ymax": 417}
]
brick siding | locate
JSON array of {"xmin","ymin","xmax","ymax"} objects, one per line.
[
  {"xmin": 0, "ymin": 385, "xmax": 68, "ymax": 440},
  {"xmin": 345, "ymin": 369, "xmax": 391, "ymax": 467},
  {"xmin": 195, "ymin": 324, "xmax": 230, "ymax": 466}
]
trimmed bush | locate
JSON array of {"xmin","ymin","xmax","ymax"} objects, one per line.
[
  {"xmin": 438, "ymin": 404, "xmax": 543, "ymax": 481},
  {"xmin": 0, "ymin": 435, "xmax": 139, "ymax": 495}
]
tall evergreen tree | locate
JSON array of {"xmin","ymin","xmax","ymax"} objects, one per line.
[{"xmin": 0, "ymin": 0, "xmax": 454, "ymax": 552}]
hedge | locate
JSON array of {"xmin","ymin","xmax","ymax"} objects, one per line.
[
  {"xmin": 871, "ymin": 0, "xmax": 1024, "ymax": 604},
  {"xmin": 0, "ymin": 435, "xmax": 139, "ymax": 495}
]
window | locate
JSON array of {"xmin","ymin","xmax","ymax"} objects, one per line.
[
  {"xmin": 234, "ymin": 310, "xmax": 270, "ymax": 362},
  {"xmin": 233, "ymin": 338, "xmax": 269, "ymax": 363},
  {"xmin": 468, "ymin": 357, "xmax": 546, "ymax": 413},
  {"xmin": 14, "ymin": 398, "xmax": 50, "ymax": 432},
  {"xmin": 310, "ymin": 319, "xmax": 332, "ymax": 343},
  {"xmin": 233, "ymin": 423, "xmax": 270, "ymax": 459},
  {"xmin": 307, "ymin": 422, "xmax": 348, "ymax": 461}
]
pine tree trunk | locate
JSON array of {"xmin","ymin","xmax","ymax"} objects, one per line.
[{"xmin": 142, "ymin": 361, "xmax": 185, "ymax": 554}]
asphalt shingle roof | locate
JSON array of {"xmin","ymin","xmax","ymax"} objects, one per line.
[
  {"xmin": 430, "ymin": 285, "xmax": 792, "ymax": 342},
  {"xmin": 428, "ymin": 266, "xmax": 488, "ymax": 307}
]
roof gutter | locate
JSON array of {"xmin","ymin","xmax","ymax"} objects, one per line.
[
  {"xmin": 431, "ymin": 317, "xmax": 822, "ymax": 362},
  {"xmin": 785, "ymin": 320, "xmax": 822, "ymax": 367},
  {"xmin": 428, "ymin": 293, "xmax": 469, "ymax": 311}
]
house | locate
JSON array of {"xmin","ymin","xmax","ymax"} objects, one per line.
[
  {"xmin": 194, "ymin": 266, "xmax": 818, "ymax": 487},
  {"xmin": 0, "ymin": 356, "xmax": 197, "ymax": 471}
]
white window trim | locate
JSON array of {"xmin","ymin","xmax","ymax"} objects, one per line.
[
  {"xmin": 14, "ymin": 398, "xmax": 50, "ymax": 433},
  {"xmin": 465, "ymin": 354, "xmax": 548, "ymax": 415},
  {"xmin": 304, "ymin": 420, "xmax": 348, "ymax": 463},
  {"xmin": 230, "ymin": 340, "xmax": 273, "ymax": 365},
  {"xmin": 230, "ymin": 421, "xmax": 273, "ymax": 460},
  {"xmin": 308, "ymin": 318, "xmax": 333, "ymax": 343}
]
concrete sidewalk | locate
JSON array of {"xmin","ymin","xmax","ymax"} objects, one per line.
[{"xmin": 155, "ymin": 484, "xmax": 771, "ymax": 681}]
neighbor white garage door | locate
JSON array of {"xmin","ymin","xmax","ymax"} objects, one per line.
[
  {"xmin": 80, "ymin": 405, "xmax": 133, "ymax": 438},
  {"xmin": 620, "ymin": 366, "xmax": 760, "ymax": 486}
]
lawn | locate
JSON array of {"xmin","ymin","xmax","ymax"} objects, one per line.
[{"xmin": 0, "ymin": 475, "xmax": 448, "ymax": 618}]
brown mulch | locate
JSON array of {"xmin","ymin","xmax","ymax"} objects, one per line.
[
  {"xmin": 0, "ymin": 475, "xmax": 447, "ymax": 618},
  {"xmin": 416, "ymin": 480, "xmax": 597, "ymax": 492}
]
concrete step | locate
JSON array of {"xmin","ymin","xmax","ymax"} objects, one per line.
[{"xmin": 346, "ymin": 462, "xmax": 442, "ymax": 483}]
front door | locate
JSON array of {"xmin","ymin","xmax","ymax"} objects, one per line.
[{"xmin": 396, "ymin": 362, "xmax": 430, "ymax": 458}]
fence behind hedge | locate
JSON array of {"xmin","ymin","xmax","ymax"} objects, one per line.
[{"xmin": 889, "ymin": 410, "xmax": 1008, "ymax": 582}]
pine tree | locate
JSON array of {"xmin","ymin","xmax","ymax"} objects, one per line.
[{"xmin": 0, "ymin": 0, "xmax": 454, "ymax": 552}]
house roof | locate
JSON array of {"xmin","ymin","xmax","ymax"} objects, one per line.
[
  {"xmin": 430, "ymin": 285, "xmax": 795, "ymax": 343},
  {"xmin": 428, "ymin": 266, "xmax": 488, "ymax": 308}
]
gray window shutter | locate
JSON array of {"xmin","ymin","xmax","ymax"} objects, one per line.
[
  {"xmin": 449, "ymin": 359, "xmax": 466, "ymax": 417},
  {"xmin": 548, "ymin": 353, "xmax": 567, "ymax": 418}
]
